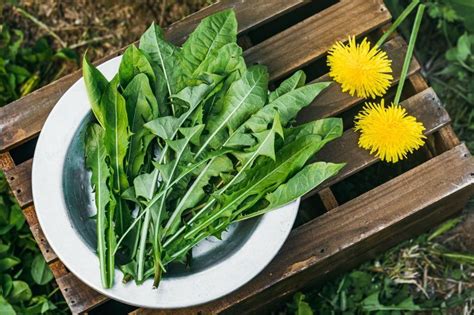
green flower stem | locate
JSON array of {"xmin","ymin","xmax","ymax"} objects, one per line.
[
  {"xmin": 375, "ymin": 0, "xmax": 420, "ymax": 47},
  {"xmin": 394, "ymin": 4, "xmax": 425, "ymax": 105},
  {"xmin": 112, "ymin": 157, "xmax": 211, "ymax": 255}
]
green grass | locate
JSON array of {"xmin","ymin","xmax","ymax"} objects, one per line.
[{"xmin": 280, "ymin": 220, "xmax": 473, "ymax": 314}]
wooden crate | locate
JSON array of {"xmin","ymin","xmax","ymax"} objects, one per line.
[{"xmin": 1, "ymin": 0, "xmax": 473, "ymax": 313}]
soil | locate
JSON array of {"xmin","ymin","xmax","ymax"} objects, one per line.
[
  {"xmin": 441, "ymin": 206, "xmax": 474, "ymax": 253},
  {"xmin": 2, "ymin": 0, "xmax": 213, "ymax": 65}
]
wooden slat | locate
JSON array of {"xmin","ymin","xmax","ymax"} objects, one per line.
[
  {"xmin": 49, "ymin": 260, "xmax": 69, "ymax": 279},
  {"xmin": 317, "ymin": 188, "xmax": 338, "ymax": 211},
  {"xmin": 245, "ymin": 0, "xmax": 390, "ymax": 80},
  {"xmin": 4, "ymin": 87, "xmax": 448, "ymax": 210},
  {"xmin": 2, "ymin": 89, "xmax": 449, "ymax": 296},
  {"xmin": 436, "ymin": 126, "xmax": 461, "ymax": 152},
  {"xmin": 5, "ymin": 87, "xmax": 449, "ymax": 220},
  {"xmin": 4, "ymin": 159, "xmax": 32, "ymax": 208},
  {"xmin": 407, "ymin": 73, "xmax": 461, "ymax": 155},
  {"xmin": 131, "ymin": 143, "xmax": 474, "ymax": 314},
  {"xmin": 0, "ymin": 0, "xmax": 310, "ymax": 152},
  {"xmin": 311, "ymin": 87, "xmax": 451, "ymax": 196},
  {"xmin": 23, "ymin": 206, "xmax": 58, "ymax": 262},
  {"xmin": 55, "ymin": 273, "xmax": 108, "ymax": 314},
  {"xmin": 409, "ymin": 72, "xmax": 429, "ymax": 91},
  {"xmin": 0, "ymin": 152, "xmax": 15, "ymax": 171},
  {"xmin": 4, "ymin": 35, "xmax": 414, "ymax": 209},
  {"xmin": 165, "ymin": 0, "xmax": 310, "ymax": 45},
  {"xmin": 298, "ymin": 35, "xmax": 420, "ymax": 122}
]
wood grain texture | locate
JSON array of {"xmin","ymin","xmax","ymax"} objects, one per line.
[
  {"xmin": 22, "ymin": 206, "xmax": 57, "ymax": 262},
  {"xmin": 49, "ymin": 260, "xmax": 68, "ymax": 279},
  {"xmin": 436, "ymin": 126, "xmax": 461, "ymax": 152},
  {"xmin": 55, "ymin": 272, "xmax": 108, "ymax": 314},
  {"xmin": 317, "ymin": 188, "xmax": 338, "ymax": 211},
  {"xmin": 131, "ymin": 144, "xmax": 474, "ymax": 314},
  {"xmin": 2, "ymin": 1, "xmax": 471, "ymax": 314},
  {"xmin": 165, "ymin": 0, "xmax": 310, "ymax": 45},
  {"xmin": 0, "ymin": 152, "xmax": 15, "ymax": 171},
  {"xmin": 3, "ymin": 87, "xmax": 450, "ymax": 219},
  {"xmin": 0, "ymin": 0, "xmax": 309, "ymax": 152},
  {"xmin": 311, "ymin": 87, "xmax": 451, "ymax": 196},
  {"xmin": 245, "ymin": 0, "xmax": 390, "ymax": 80},
  {"xmin": 3, "ymin": 36, "xmax": 416, "ymax": 209},
  {"xmin": 4, "ymin": 159, "xmax": 32, "ymax": 207}
]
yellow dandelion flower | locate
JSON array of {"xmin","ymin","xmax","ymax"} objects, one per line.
[
  {"xmin": 327, "ymin": 36, "xmax": 393, "ymax": 99},
  {"xmin": 354, "ymin": 100, "xmax": 426, "ymax": 163}
]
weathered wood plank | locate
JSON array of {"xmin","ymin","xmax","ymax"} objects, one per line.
[
  {"xmin": 311, "ymin": 87, "xmax": 451, "ymax": 196},
  {"xmin": 131, "ymin": 144, "xmax": 474, "ymax": 314},
  {"xmin": 49, "ymin": 260, "xmax": 68, "ymax": 279},
  {"xmin": 245, "ymin": 0, "xmax": 390, "ymax": 80},
  {"xmin": 4, "ymin": 87, "xmax": 449, "ymax": 214},
  {"xmin": 436, "ymin": 126, "xmax": 460, "ymax": 153},
  {"xmin": 55, "ymin": 272, "xmax": 108, "ymax": 314},
  {"xmin": 0, "ymin": 152, "xmax": 15, "ymax": 171},
  {"xmin": 317, "ymin": 188, "xmax": 338, "ymax": 211},
  {"xmin": 22, "ymin": 206, "xmax": 58, "ymax": 262},
  {"xmin": 165, "ymin": 0, "xmax": 310, "ymax": 45},
  {"xmin": 3, "ymin": 88, "xmax": 449, "ymax": 290},
  {"xmin": 0, "ymin": 0, "xmax": 310, "ymax": 152},
  {"xmin": 4, "ymin": 36, "xmax": 416, "ymax": 208},
  {"xmin": 4, "ymin": 159, "xmax": 32, "ymax": 208}
]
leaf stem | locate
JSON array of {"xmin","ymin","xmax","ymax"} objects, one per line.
[
  {"xmin": 113, "ymin": 156, "xmax": 214, "ymax": 254},
  {"xmin": 375, "ymin": 0, "xmax": 420, "ymax": 47},
  {"xmin": 394, "ymin": 4, "xmax": 425, "ymax": 105}
]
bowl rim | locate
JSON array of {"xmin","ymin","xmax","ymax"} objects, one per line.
[{"xmin": 31, "ymin": 56, "xmax": 299, "ymax": 309}]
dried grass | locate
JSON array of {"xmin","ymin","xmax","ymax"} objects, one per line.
[{"xmin": 3, "ymin": 0, "xmax": 213, "ymax": 65}]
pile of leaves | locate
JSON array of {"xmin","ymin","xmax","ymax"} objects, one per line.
[
  {"xmin": 83, "ymin": 9, "xmax": 344, "ymax": 289},
  {"xmin": 0, "ymin": 172, "xmax": 67, "ymax": 314},
  {"xmin": 0, "ymin": 24, "xmax": 76, "ymax": 106}
]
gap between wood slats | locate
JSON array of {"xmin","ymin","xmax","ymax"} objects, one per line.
[
  {"xmin": 245, "ymin": 0, "xmax": 390, "ymax": 80},
  {"xmin": 309, "ymin": 87, "xmax": 451, "ymax": 198},
  {"xmin": 4, "ymin": 35, "xmax": 415, "ymax": 209},
  {"xmin": 130, "ymin": 144, "xmax": 474, "ymax": 314},
  {"xmin": 0, "ymin": 0, "xmax": 309, "ymax": 153},
  {"xmin": 6, "ymin": 87, "xmax": 449, "ymax": 210},
  {"xmin": 3, "ymin": 87, "xmax": 450, "ymax": 297},
  {"xmin": 0, "ymin": 0, "xmax": 389, "ymax": 153},
  {"xmin": 408, "ymin": 74, "xmax": 462, "ymax": 154}
]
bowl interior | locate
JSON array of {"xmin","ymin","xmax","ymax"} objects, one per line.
[{"xmin": 62, "ymin": 112, "xmax": 261, "ymax": 278}]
